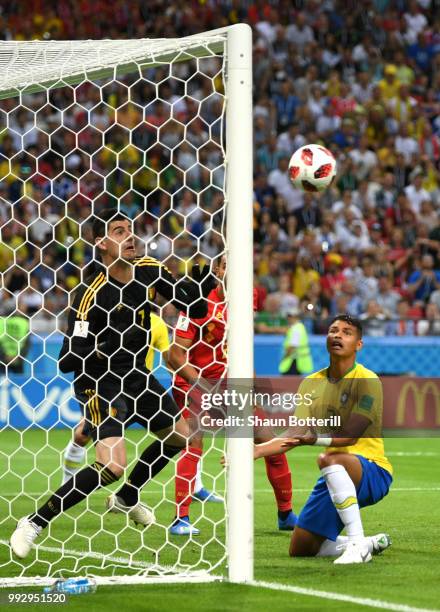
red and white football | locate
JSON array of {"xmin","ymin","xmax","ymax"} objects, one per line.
[{"xmin": 288, "ymin": 144, "xmax": 337, "ymax": 192}]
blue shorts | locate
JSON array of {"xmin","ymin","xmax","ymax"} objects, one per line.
[{"xmin": 296, "ymin": 455, "xmax": 393, "ymax": 541}]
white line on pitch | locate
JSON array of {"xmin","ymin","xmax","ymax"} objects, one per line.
[
  {"xmin": 251, "ymin": 580, "xmax": 439, "ymax": 612},
  {"xmin": 0, "ymin": 538, "xmax": 175, "ymax": 572},
  {"xmin": 254, "ymin": 487, "xmax": 440, "ymax": 493},
  {"xmin": 386, "ymin": 452, "xmax": 439, "ymax": 457},
  {"xmin": 1, "ymin": 487, "xmax": 440, "ymax": 498}
]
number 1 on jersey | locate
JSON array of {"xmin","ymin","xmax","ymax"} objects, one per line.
[{"xmin": 138, "ymin": 308, "xmax": 145, "ymax": 328}]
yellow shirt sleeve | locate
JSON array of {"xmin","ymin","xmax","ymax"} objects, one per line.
[
  {"xmin": 145, "ymin": 313, "xmax": 170, "ymax": 371},
  {"xmin": 152, "ymin": 314, "xmax": 170, "ymax": 353}
]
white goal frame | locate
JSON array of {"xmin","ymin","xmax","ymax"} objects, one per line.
[{"xmin": 0, "ymin": 24, "xmax": 254, "ymax": 586}]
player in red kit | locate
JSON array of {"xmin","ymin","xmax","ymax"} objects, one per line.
[{"xmin": 168, "ymin": 256, "xmax": 296, "ymax": 535}]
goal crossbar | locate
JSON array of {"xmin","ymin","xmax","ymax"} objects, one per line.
[{"xmin": 0, "ymin": 29, "xmax": 229, "ymax": 100}]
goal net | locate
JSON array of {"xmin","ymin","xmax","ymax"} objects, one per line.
[{"xmin": 0, "ymin": 25, "xmax": 253, "ymax": 588}]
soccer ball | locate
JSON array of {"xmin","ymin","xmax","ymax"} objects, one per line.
[{"xmin": 288, "ymin": 144, "xmax": 336, "ymax": 192}]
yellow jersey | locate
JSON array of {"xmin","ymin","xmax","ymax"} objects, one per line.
[
  {"xmin": 297, "ymin": 362, "xmax": 392, "ymax": 474},
  {"xmin": 145, "ymin": 313, "xmax": 170, "ymax": 372},
  {"xmin": 378, "ymin": 77, "xmax": 401, "ymax": 100}
]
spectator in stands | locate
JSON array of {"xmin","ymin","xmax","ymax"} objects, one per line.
[
  {"xmin": 349, "ymin": 135, "xmax": 378, "ymax": 181},
  {"xmin": 259, "ymin": 257, "xmax": 281, "ymax": 294},
  {"xmin": 334, "ymin": 278, "xmax": 363, "ymax": 318},
  {"xmin": 293, "ymin": 254, "xmax": 320, "ymax": 300},
  {"xmin": 268, "ymin": 155, "xmax": 303, "ymax": 212},
  {"xmin": 352, "ymin": 70, "xmax": 373, "ymax": 104},
  {"xmin": 272, "ymin": 80, "xmax": 299, "ymax": 133},
  {"xmin": 342, "ymin": 252, "xmax": 362, "ymax": 282},
  {"xmin": 360, "ymin": 300, "xmax": 387, "ymax": 337},
  {"xmin": 271, "ymin": 273, "xmax": 299, "ymax": 318},
  {"xmin": 386, "ymin": 298, "xmax": 416, "ymax": 336},
  {"xmin": 314, "ymin": 212, "xmax": 338, "ymax": 253},
  {"xmin": 262, "ymin": 222, "xmax": 290, "ymax": 255},
  {"xmin": 405, "ymin": 172, "xmax": 431, "ymax": 215},
  {"xmin": 404, "ymin": 1, "xmax": 428, "ymax": 44},
  {"xmin": 332, "ymin": 118, "xmax": 359, "ymax": 152},
  {"xmin": 376, "ymin": 275, "xmax": 401, "ymax": 318},
  {"xmin": 389, "ymin": 84, "xmax": 417, "ymax": 125},
  {"xmin": 294, "ymin": 192, "xmax": 322, "ymax": 232},
  {"xmin": 301, "ymin": 281, "xmax": 330, "ymax": 324},
  {"xmin": 351, "ymin": 219, "xmax": 372, "ymax": 252},
  {"xmin": 417, "ymin": 302, "xmax": 440, "ymax": 336},
  {"xmin": 357, "ymin": 257, "xmax": 379, "ymax": 306},
  {"xmin": 254, "ymin": 293, "xmax": 288, "ymax": 335},
  {"xmin": 395, "ymin": 123, "xmax": 419, "ymax": 165},
  {"xmin": 332, "ymin": 189, "xmax": 362, "ymax": 219},
  {"xmin": 319, "ymin": 253, "xmax": 345, "ymax": 301},
  {"xmin": 376, "ymin": 172, "xmax": 398, "ymax": 213},
  {"xmin": 407, "ymin": 31, "xmax": 435, "ymax": 73},
  {"xmin": 286, "ymin": 12, "xmax": 314, "ymax": 51},
  {"xmin": 418, "ymin": 199, "xmax": 439, "ymax": 230},
  {"xmin": 276, "ymin": 122, "xmax": 305, "ymax": 155},
  {"xmin": 407, "ymin": 254, "xmax": 440, "ymax": 303},
  {"xmin": 378, "ymin": 64, "xmax": 401, "ymax": 101},
  {"xmin": 429, "ymin": 288, "xmax": 440, "ymax": 311},
  {"xmin": 257, "ymin": 133, "xmax": 286, "ymax": 174}
]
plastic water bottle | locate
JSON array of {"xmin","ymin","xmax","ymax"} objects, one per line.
[{"xmin": 43, "ymin": 577, "xmax": 97, "ymax": 595}]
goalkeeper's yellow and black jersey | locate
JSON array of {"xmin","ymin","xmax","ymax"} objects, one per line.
[{"xmin": 59, "ymin": 256, "xmax": 206, "ymax": 379}]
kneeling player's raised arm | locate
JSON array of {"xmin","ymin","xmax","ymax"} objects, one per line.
[
  {"xmin": 254, "ymin": 437, "xmax": 301, "ymax": 460},
  {"xmin": 134, "ymin": 257, "xmax": 214, "ymax": 318},
  {"xmin": 318, "ymin": 413, "xmax": 370, "ymax": 448},
  {"xmin": 254, "ymin": 378, "xmax": 312, "ymax": 459}
]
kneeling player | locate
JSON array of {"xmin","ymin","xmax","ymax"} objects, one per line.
[
  {"xmin": 168, "ymin": 256, "xmax": 296, "ymax": 535},
  {"xmin": 255, "ymin": 315, "xmax": 392, "ymax": 564}
]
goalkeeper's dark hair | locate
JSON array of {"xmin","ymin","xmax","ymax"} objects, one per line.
[
  {"xmin": 329, "ymin": 314, "xmax": 363, "ymax": 338},
  {"xmin": 91, "ymin": 208, "xmax": 131, "ymax": 240}
]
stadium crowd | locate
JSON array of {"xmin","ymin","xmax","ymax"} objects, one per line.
[{"xmin": 1, "ymin": 0, "xmax": 440, "ymax": 337}]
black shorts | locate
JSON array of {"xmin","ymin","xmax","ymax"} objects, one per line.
[{"xmin": 76, "ymin": 373, "xmax": 179, "ymax": 442}]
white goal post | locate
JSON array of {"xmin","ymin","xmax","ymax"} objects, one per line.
[{"xmin": 0, "ymin": 24, "xmax": 253, "ymax": 586}]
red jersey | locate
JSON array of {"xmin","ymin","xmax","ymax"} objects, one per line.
[
  {"xmin": 253, "ymin": 287, "xmax": 258, "ymax": 312},
  {"xmin": 174, "ymin": 287, "xmax": 257, "ymax": 394},
  {"xmin": 174, "ymin": 287, "xmax": 227, "ymax": 391}
]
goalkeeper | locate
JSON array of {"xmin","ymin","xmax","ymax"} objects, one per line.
[
  {"xmin": 60, "ymin": 310, "xmax": 170, "ymax": 485},
  {"xmin": 10, "ymin": 208, "xmax": 212, "ymax": 559}
]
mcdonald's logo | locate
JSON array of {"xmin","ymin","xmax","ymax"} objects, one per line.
[{"xmin": 396, "ymin": 380, "xmax": 440, "ymax": 426}]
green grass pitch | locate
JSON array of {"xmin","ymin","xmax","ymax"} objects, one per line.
[{"xmin": 0, "ymin": 429, "xmax": 439, "ymax": 611}]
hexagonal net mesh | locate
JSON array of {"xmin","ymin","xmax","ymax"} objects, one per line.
[{"xmin": 0, "ymin": 31, "xmax": 247, "ymax": 586}]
